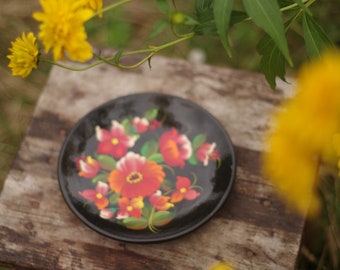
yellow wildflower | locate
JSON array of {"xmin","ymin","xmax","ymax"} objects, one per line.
[
  {"xmin": 209, "ymin": 261, "xmax": 234, "ymax": 270},
  {"xmin": 262, "ymin": 49, "xmax": 340, "ymax": 216},
  {"xmin": 84, "ymin": 0, "xmax": 103, "ymax": 17},
  {"xmin": 33, "ymin": 0, "xmax": 93, "ymax": 62},
  {"xmin": 7, "ymin": 32, "xmax": 39, "ymax": 78}
]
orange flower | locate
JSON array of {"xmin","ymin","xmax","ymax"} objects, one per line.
[
  {"xmin": 78, "ymin": 181, "xmax": 109, "ymax": 210},
  {"xmin": 108, "ymin": 152, "xmax": 165, "ymax": 198},
  {"xmin": 149, "ymin": 191, "xmax": 174, "ymax": 211}
]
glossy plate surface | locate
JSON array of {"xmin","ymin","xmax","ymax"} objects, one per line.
[{"xmin": 58, "ymin": 93, "xmax": 236, "ymax": 243}]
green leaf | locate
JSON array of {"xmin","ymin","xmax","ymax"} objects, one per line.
[
  {"xmin": 257, "ymin": 34, "xmax": 287, "ymax": 89},
  {"xmin": 121, "ymin": 118, "xmax": 132, "ymax": 134},
  {"xmin": 109, "ymin": 193, "xmax": 120, "ymax": 205},
  {"xmin": 141, "ymin": 140, "xmax": 159, "ymax": 158},
  {"xmin": 156, "ymin": 0, "xmax": 171, "ymax": 15},
  {"xmin": 229, "ymin": 10, "xmax": 248, "ymax": 26},
  {"xmin": 188, "ymin": 154, "xmax": 198, "ymax": 165},
  {"xmin": 144, "ymin": 108, "xmax": 158, "ymax": 121},
  {"xmin": 148, "ymin": 153, "xmax": 164, "ymax": 163},
  {"xmin": 96, "ymin": 155, "xmax": 116, "ymax": 170},
  {"xmin": 122, "ymin": 217, "xmax": 148, "ymax": 230},
  {"xmin": 242, "ymin": 0, "xmax": 292, "ymax": 66},
  {"xmin": 302, "ymin": 12, "xmax": 333, "ymax": 59},
  {"xmin": 194, "ymin": 0, "xmax": 218, "ymax": 36},
  {"xmin": 148, "ymin": 19, "xmax": 169, "ymax": 40},
  {"xmin": 213, "ymin": 0, "xmax": 234, "ymax": 57},
  {"xmin": 152, "ymin": 211, "xmax": 174, "ymax": 226},
  {"xmin": 91, "ymin": 173, "xmax": 109, "ymax": 184},
  {"xmin": 192, "ymin": 134, "xmax": 207, "ymax": 149}
]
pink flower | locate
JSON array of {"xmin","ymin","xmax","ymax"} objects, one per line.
[
  {"xmin": 131, "ymin": 117, "xmax": 149, "ymax": 133},
  {"xmin": 171, "ymin": 176, "xmax": 200, "ymax": 203},
  {"xmin": 196, "ymin": 142, "xmax": 220, "ymax": 166},
  {"xmin": 96, "ymin": 120, "xmax": 137, "ymax": 158},
  {"xmin": 108, "ymin": 152, "xmax": 165, "ymax": 198},
  {"xmin": 149, "ymin": 191, "xmax": 174, "ymax": 211},
  {"xmin": 116, "ymin": 196, "xmax": 144, "ymax": 219},
  {"xmin": 159, "ymin": 128, "xmax": 192, "ymax": 168},
  {"xmin": 79, "ymin": 181, "xmax": 109, "ymax": 210},
  {"xmin": 76, "ymin": 156, "xmax": 100, "ymax": 178}
]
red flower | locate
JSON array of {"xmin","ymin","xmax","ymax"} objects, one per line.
[
  {"xmin": 196, "ymin": 142, "xmax": 220, "ymax": 166},
  {"xmin": 171, "ymin": 176, "xmax": 200, "ymax": 203},
  {"xmin": 159, "ymin": 128, "xmax": 192, "ymax": 168},
  {"xmin": 78, "ymin": 181, "xmax": 109, "ymax": 210},
  {"xmin": 96, "ymin": 120, "xmax": 137, "ymax": 158},
  {"xmin": 76, "ymin": 156, "xmax": 100, "ymax": 178},
  {"xmin": 149, "ymin": 191, "xmax": 174, "ymax": 211},
  {"xmin": 108, "ymin": 152, "xmax": 165, "ymax": 198},
  {"xmin": 131, "ymin": 117, "xmax": 149, "ymax": 133},
  {"xmin": 100, "ymin": 208, "xmax": 115, "ymax": 219},
  {"xmin": 149, "ymin": 119, "xmax": 161, "ymax": 131},
  {"xmin": 116, "ymin": 196, "xmax": 144, "ymax": 219}
]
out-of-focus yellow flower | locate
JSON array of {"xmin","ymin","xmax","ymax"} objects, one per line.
[
  {"xmin": 7, "ymin": 32, "xmax": 39, "ymax": 78},
  {"xmin": 263, "ymin": 49, "xmax": 340, "ymax": 216},
  {"xmin": 209, "ymin": 261, "xmax": 234, "ymax": 270},
  {"xmin": 84, "ymin": 0, "xmax": 103, "ymax": 17},
  {"xmin": 33, "ymin": 0, "xmax": 93, "ymax": 62}
]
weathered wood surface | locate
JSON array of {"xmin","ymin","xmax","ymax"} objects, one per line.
[{"xmin": 0, "ymin": 53, "xmax": 303, "ymax": 269}]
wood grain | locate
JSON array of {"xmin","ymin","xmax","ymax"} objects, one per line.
[{"xmin": 0, "ymin": 53, "xmax": 303, "ymax": 269}]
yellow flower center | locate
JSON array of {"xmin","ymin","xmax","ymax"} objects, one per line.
[
  {"xmin": 111, "ymin": 138, "xmax": 119, "ymax": 145},
  {"xmin": 180, "ymin": 187, "xmax": 187, "ymax": 193},
  {"xmin": 96, "ymin": 193, "xmax": 103, "ymax": 199},
  {"xmin": 126, "ymin": 206, "xmax": 133, "ymax": 212},
  {"xmin": 126, "ymin": 172, "xmax": 143, "ymax": 184}
]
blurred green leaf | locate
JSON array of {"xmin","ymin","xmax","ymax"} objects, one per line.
[
  {"xmin": 91, "ymin": 173, "xmax": 109, "ymax": 184},
  {"xmin": 194, "ymin": 0, "xmax": 218, "ymax": 35},
  {"xmin": 148, "ymin": 19, "xmax": 169, "ymax": 39},
  {"xmin": 152, "ymin": 211, "xmax": 174, "ymax": 226},
  {"xmin": 96, "ymin": 154, "xmax": 116, "ymax": 170},
  {"xmin": 144, "ymin": 108, "xmax": 158, "ymax": 120},
  {"xmin": 192, "ymin": 134, "xmax": 206, "ymax": 149},
  {"xmin": 229, "ymin": 10, "xmax": 248, "ymax": 26},
  {"xmin": 302, "ymin": 12, "xmax": 333, "ymax": 58},
  {"xmin": 141, "ymin": 140, "xmax": 159, "ymax": 158},
  {"xmin": 213, "ymin": 0, "xmax": 234, "ymax": 57},
  {"xmin": 156, "ymin": 0, "xmax": 171, "ymax": 15},
  {"xmin": 243, "ymin": 0, "xmax": 292, "ymax": 66},
  {"xmin": 122, "ymin": 217, "xmax": 148, "ymax": 230},
  {"xmin": 148, "ymin": 153, "xmax": 164, "ymax": 163},
  {"xmin": 257, "ymin": 34, "xmax": 287, "ymax": 89}
]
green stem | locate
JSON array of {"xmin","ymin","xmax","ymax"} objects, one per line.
[
  {"xmin": 91, "ymin": 0, "xmax": 133, "ymax": 19},
  {"xmin": 40, "ymin": 33, "xmax": 194, "ymax": 71}
]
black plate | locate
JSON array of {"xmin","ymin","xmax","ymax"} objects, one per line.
[{"xmin": 58, "ymin": 93, "xmax": 236, "ymax": 243}]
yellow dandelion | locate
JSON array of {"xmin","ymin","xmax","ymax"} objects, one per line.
[
  {"xmin": 7, "ymin": 32, "xmax": 39, "ymax": 78},
  {"xmin": 209, "ymin": 261, "xmax": 234, "ymax": 270},
  {"xmin": 262, "ymin": 49, "xmax": 340, "ymax": 216},
  {"xmin": 84, "ymin": 0, "xmax": 103, "ymax": 17},
  {"xmin": 33, "ymin": 0, "xmax": 93, "ymax": 62}
]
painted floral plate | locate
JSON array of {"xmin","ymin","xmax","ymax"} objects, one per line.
[{"xmin": 58, "ymin": 93, "xmax": 236, "ymax": 243}]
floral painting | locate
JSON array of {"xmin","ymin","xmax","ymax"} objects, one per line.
[{"xmin": 74, "ymin": 108, "xmax": 221, "ymax": 232}]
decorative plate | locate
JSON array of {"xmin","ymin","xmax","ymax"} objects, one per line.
[{"xmin": 58, "ymin": 93, "xmax": 236, "ymax": 243}]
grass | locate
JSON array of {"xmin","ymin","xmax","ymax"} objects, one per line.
[{"xmin": 0, "ymin": 1, "xmax": 339, "ymax": 269}]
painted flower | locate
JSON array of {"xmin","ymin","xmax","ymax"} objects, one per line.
[
  {"xmin": 159, "ymin": 128, "xmax": 192, "ymax": 168},
  {"xmin": 78, "ymin": 181, "xmax": 109, "ymax": 210},
  {"xmin": 171, "ymin": 176, "xmax": 200, "ymax": 203},
  {"xmin": 131, "ymin": 117, "xmax": 149, "ymax": 133},
  {"xmin": 7, "ymin": 32, "xmax": 39, "ymax": 78},
  {"xmin": 96, "ymin": 120, "xmax": 137, "ymax": 158},
  {"xmin": 76, "ymin": 156, "xmax": 100, "ymax": 178},
  {"xmin": 149, "ymin": 191, "xmax": 174, "ymax": 211},
  {"xmin": 100, "ymin": 208, "xmax": 115, "ymax": 219},
  {"xmin": 33, "ymin": 0, "xmax": 93, "ymax": 62},
  {"xmin": 116, "ymin": 197, "xmax": 144, "ymax": 219},
  {"xmin": 196, "ymin": 142, "xmax": 220, "ymax": 166},
  {"xmin": 108, "ymin": 152, "xmax": 165, "ymax": 198},
  {"xmin": 149, "ymin": 119, "xmax": 162, "ymax": 131}
]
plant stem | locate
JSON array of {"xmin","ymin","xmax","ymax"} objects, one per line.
[{"xmin": 91, "ymin": 0, "xmax": 133, "ymax": 19}]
